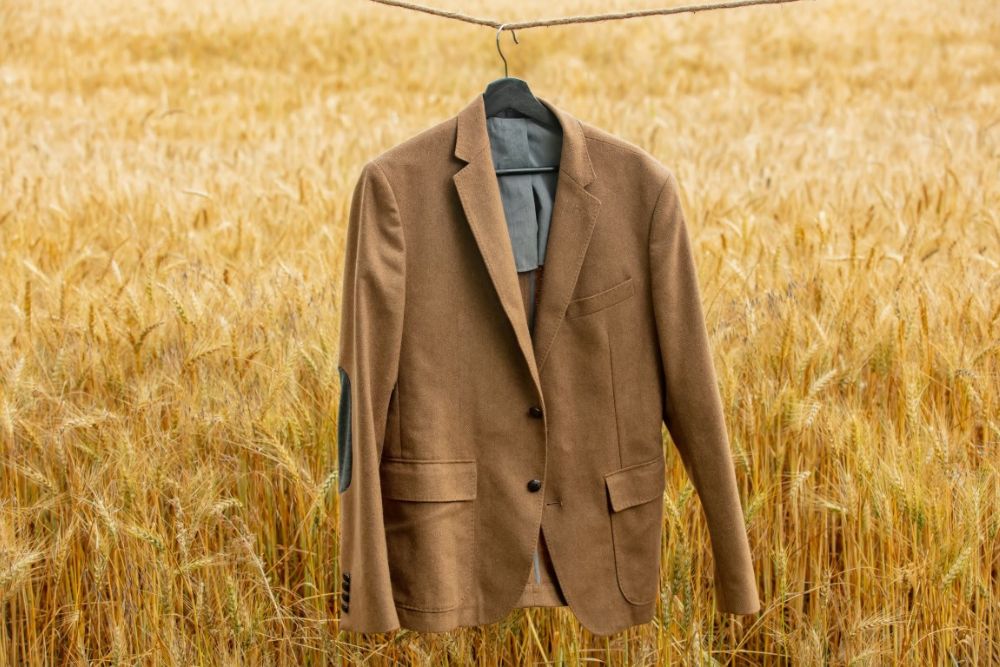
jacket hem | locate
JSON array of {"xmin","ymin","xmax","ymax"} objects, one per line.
[
  {"xmin": 513, "ymin": 581, "xmax": 568, "ymax": 608},
  {"xmin": 391, "ymin": 597, "xmax": 658, "ymax": 636}
]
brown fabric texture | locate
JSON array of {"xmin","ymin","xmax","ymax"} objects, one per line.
[{"xmin": 335, "ymin": 92, "xmax": 760, "ymax": 636}]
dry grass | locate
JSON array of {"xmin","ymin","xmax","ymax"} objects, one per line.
[{"xmin": 1, "ymin": 0, "xmax": 998, "ymax": 664}]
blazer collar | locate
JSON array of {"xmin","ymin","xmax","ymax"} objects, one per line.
[{"xmin": 452, "ymin": 92, "xmax": 602, "ymax": 404}]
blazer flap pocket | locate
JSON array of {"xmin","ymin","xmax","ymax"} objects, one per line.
[
  {"xmin": 604, "ymin": 455, "xmax": 665, "ymax": 512},
  {"xmin": 381, "ymin": 458, "xmax": 478, "ymax": 502},
  {"xmin": 567, "ymin": 276, "xmax": 635, "ymax": 319}
]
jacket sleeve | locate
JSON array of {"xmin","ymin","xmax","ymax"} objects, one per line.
[
  {"xmin": 648, "ymin": 170, "xmax": 761, "ymax": 615},
  {"xmin": 335, "ymin": 159, "xmax": 405, "ymax": 632}
]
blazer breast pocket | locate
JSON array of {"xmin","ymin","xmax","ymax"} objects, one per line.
[{"xmin": 566, "ymin": 276, "xmax": 635, "ymax": 319}]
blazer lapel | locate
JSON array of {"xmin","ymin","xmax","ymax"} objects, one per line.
[
  {"xmin": 530, "ymin": 97, "xmax": 602, "ymax": 372},
  {"xmin": 453, "ymin": 93, "xmax": 602, "ymax": 399}
]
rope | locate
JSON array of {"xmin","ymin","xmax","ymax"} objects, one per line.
[{"xmin": 367, "ymin": 0, "xmax": 813, "ymax": 31}]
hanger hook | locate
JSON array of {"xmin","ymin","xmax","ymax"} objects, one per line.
[{"xmin": 496, "ymin": 23, "xmax": 519, "ymax": 78}]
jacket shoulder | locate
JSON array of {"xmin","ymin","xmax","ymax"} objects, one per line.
[
  {"xmin": 367, "ymin": 114, "xmax": 457, "ymax": 171},
  {"xmin": 582, "ymin": 123, "xmax": 677, "ymax": 207},
  {"xmin": 582, "ymin": 123, "xmax": 674, "ymax": 183}
]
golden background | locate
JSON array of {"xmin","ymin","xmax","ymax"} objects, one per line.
[{"xmin": 1, "ymin": 0, "xmax": 997, "ymax": 663}]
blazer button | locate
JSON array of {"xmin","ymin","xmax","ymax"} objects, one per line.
[
  {"xmin": 342, "ymin": 572, "xmax": 350, "ymax": 583},
  {"xmin": 528, "ymin": 406, "xmax": 543, "ymax": 419},
  {"xmin": 341, "ymin": 602, "xmax": 349, "ymax": 613},
  {"xmin": 527, "ymin": 478, "xmax": 542, "ymax": 492}
]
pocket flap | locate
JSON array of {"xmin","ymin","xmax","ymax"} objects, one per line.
[
  {"xmin": 381, "ymin": 458, "xmax": 478, "ymax": 502},
  {"xmin": 604, "ymin": 455, "xmax": 665, "ymax": 512}
]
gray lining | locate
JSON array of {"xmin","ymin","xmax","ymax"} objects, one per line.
[{"xmin": 486, "ymin": 115, "xmax": 563, "ymax": 273}]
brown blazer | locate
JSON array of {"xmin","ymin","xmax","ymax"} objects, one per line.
[{"xmin": 335, "ymin": 92, "xmax": 760, "ymax": 636}]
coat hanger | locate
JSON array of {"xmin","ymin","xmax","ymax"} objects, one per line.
[{"xmin": 483, "ymin": 23, "xmax": 561, "ymax": 175}]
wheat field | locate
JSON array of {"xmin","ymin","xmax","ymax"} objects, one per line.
[{"xmin": 1, "ymin": 0, "xmax": 998, "ymax": 664}]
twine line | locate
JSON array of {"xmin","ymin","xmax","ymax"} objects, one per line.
[{"xmin": 367, "ymin": 0, "xmax": 814, "ymax": 31}]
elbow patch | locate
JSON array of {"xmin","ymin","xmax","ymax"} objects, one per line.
[{"xmin": 337, "ymin": 366, "xmax": 353, "ymax": 493}]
